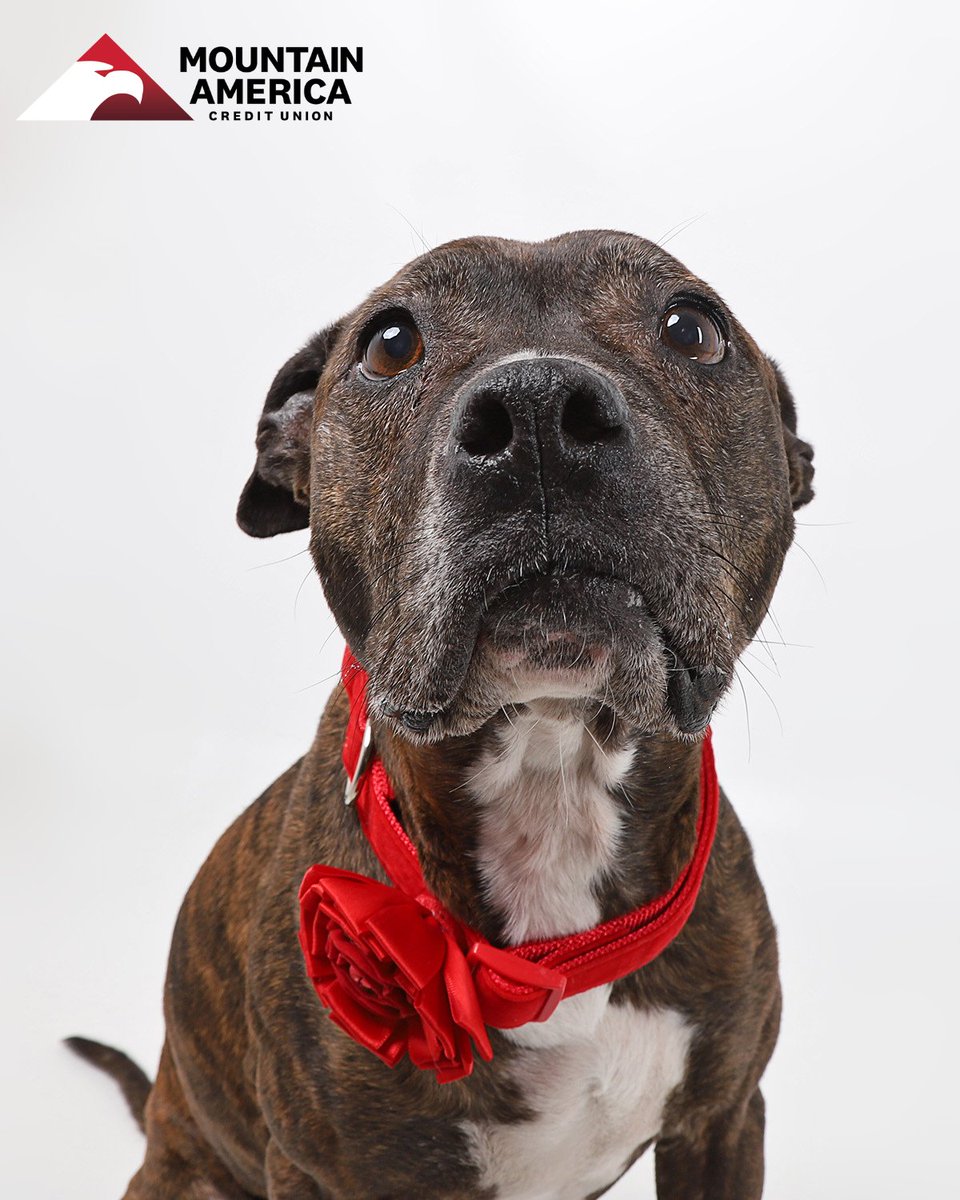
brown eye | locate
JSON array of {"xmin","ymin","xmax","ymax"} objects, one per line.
[
  {"xmin": 659, "ymin": 304, "xmax": 726, "ymax": 364},
  {"xmin": 360, "ymin": 316, "xmax": 423, "ymax": 379}
]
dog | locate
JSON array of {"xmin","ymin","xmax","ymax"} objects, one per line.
[{"xmin": 70, "ymin": 230, "xmax": 814, "ymax": 1199}]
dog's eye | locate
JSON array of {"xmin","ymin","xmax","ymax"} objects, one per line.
[
  {"xmin": 659, "ymin": 304, "xmax": 725, "ymax": 365},
  {"xmin": 360, "ymin": 317, "xmax": 424, "ymax": 379}
]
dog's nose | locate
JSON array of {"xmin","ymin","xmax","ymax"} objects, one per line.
[{"xmin": 450, "ymin": 358, "xmax": 629, "ymax": 473}]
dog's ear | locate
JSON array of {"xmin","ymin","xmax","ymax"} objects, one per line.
[
  {"xmin": 237, "ymin": 322, "xmax": 343, "ymax": 537},
  {"xmin": 768, "ymin": 359, "xmax": 815, "ymax": 510}
]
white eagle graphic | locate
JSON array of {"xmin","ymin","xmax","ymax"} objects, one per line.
[{"xmin": 19, "ymin": 59, "xmax": 144, "ymax": 121}]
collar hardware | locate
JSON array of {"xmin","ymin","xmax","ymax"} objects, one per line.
[{"xmin": 343, "ymin": 719, "xmax": 373, "ymax": 806}]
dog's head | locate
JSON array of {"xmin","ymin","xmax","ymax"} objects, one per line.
[{"xmin": 238, "ymin": 232, "xmax": 813, "ymax": 741}]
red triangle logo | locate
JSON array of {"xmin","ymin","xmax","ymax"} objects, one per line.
[{"xmin": 19, "ymin": 34, "xmax": 191, "ymax": 121}]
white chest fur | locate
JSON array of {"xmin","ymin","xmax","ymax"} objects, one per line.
[{"xmin": 464, "ymin": 708, "xmax": 693, "ymax": 1199}]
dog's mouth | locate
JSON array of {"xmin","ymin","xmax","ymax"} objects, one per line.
[
  {"xmin": 478, "ymin": 568, "xmax": 643, "ymax": 673},
  {"xmin": 368, "ymin": 562, "xmax": 732, "ymax": 741}
]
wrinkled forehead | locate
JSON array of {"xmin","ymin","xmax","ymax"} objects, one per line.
[{"xmin": 373, "ymin": 231, "xmax": 716, "ymax": 315}]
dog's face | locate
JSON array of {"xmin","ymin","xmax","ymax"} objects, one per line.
[{"xmin": 239, "ymin": 231, "xmax": 813, "ymax": 741}]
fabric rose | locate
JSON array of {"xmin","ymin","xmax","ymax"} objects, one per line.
[{"xmin": 298, "ymin": 865, "xmax": 493, "ymax": 1083}]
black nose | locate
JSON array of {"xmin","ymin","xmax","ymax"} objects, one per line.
[{"xmin": 451, "ymin": 357, "xmax": 629, "ymax": 476}]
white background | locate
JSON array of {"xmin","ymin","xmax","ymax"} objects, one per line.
[{"xmin": 2, "ymin": 2, "xmax": 957, "ymax": 1196}]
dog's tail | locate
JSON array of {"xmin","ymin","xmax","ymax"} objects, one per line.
[{"xmin": 64, "ymin": 1036, "xmax": 152, "ymax": 1133}]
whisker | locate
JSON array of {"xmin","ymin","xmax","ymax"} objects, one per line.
[
  {"xmin": 248, "ymin": 545, "xmax": 311, "ymax": 570},
  {"xmin": 791, "ymin": 538, "xmax": 829, "ymax": 594},
  {"xmin": 293, "ymin": 565, "xmax": 317, "ymax": 618},
  {"xmin": 656, "ymin": 213, "xmax": 706, "ymax": 249},
  {"xmin": 386, "ymin": 203, "xmax": 431, "ymax": 253},
  {"xmin": 737, "ymin": 660, "xmax": 784, "ymax": 735},
  {"xmin": 734, "ymin": 668, "xmax": 752, "ymax": 761}
]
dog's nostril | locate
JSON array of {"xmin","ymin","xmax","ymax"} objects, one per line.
[
  {"xmin": 560, "ymin": 388, "xmax": 622, "ymax": 445},
  {"xmin": 458, "ymin": 393, "xmax": 514, "ymax": 457}
]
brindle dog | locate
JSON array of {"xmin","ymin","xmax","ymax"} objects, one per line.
[{"xmin": 70, "ymin": 231, "xmax": 814, "ymax": 1199}]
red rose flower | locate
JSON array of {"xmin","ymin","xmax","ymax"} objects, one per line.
[{"xmin": 298, "ymin": 865, "xmax": 493, "ymax": 1083}]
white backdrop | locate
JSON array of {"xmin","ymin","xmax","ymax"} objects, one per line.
[{"xmin": 2, "ymin": 2, "xmax": 957, "ymax": 1196}]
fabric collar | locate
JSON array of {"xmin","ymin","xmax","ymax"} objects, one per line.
[{"xmin": 298, "ymin": 647, "xmax": 719, "ymax": 1083}]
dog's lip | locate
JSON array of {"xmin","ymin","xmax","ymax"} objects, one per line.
[
  {"xmin": 476, "ymin": 568, "xmax": 644, "ymax": 684},
  {"xmin": 478, "ymin": 570, "xmax": 644, "ymax": 658},
  {"xmin": 664, "ymin": 649, "xmax": 728, "ymax": 735},
  {"xmin": 481, "ymin": 566, "xmax": 645, "ymax": 615}
]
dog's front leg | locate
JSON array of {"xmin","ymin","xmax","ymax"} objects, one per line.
[
  {"xmin": 654, "ymin": 1089, "xmax": 766, "ymax": 1200},
  {"xmin": 121, "ymin": 1046, "xmax": 257, "ymax": 1200},
  {"xmin": 264, "ymin": 1140, "xmax": 334, "ymax": 1200}
]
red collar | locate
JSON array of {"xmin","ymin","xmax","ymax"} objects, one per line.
[{"xmin": 298, "ymin": 648, "xmax": 719, "ymax": 1083}]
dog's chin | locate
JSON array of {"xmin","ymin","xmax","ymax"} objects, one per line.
[
  {"xmin": 470, "ymin": 633, "xmax": 613, "ymax": 706},
  {"xmin": 386, "ymin": 638, "xmax": 660, "ymax": 743}
]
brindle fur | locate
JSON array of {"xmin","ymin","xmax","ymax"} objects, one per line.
[{"xmin": 72, "ymin": 232, "xmax": 813, "ymax": 1199}]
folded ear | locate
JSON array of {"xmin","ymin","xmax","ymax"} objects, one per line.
[
  {"xmin": 237, "ymin": 322, "xmax": 343, "ymax": 537},
  {"xmin": 769, "ymin": 359, "xmax": 815, "ymax": 510}
]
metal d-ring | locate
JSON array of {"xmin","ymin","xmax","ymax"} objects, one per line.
[{"xmin": 343, "ymin": 720, "xmax": 374, "ymax": 806}]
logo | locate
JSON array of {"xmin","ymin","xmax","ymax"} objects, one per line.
[
  {"xmin": 19, "ymin": 34, "xmax": 191, "ymax": 121},
  {"xmin": 180, "ymin": 45, "xmax": 363, "ymax": 122}
]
